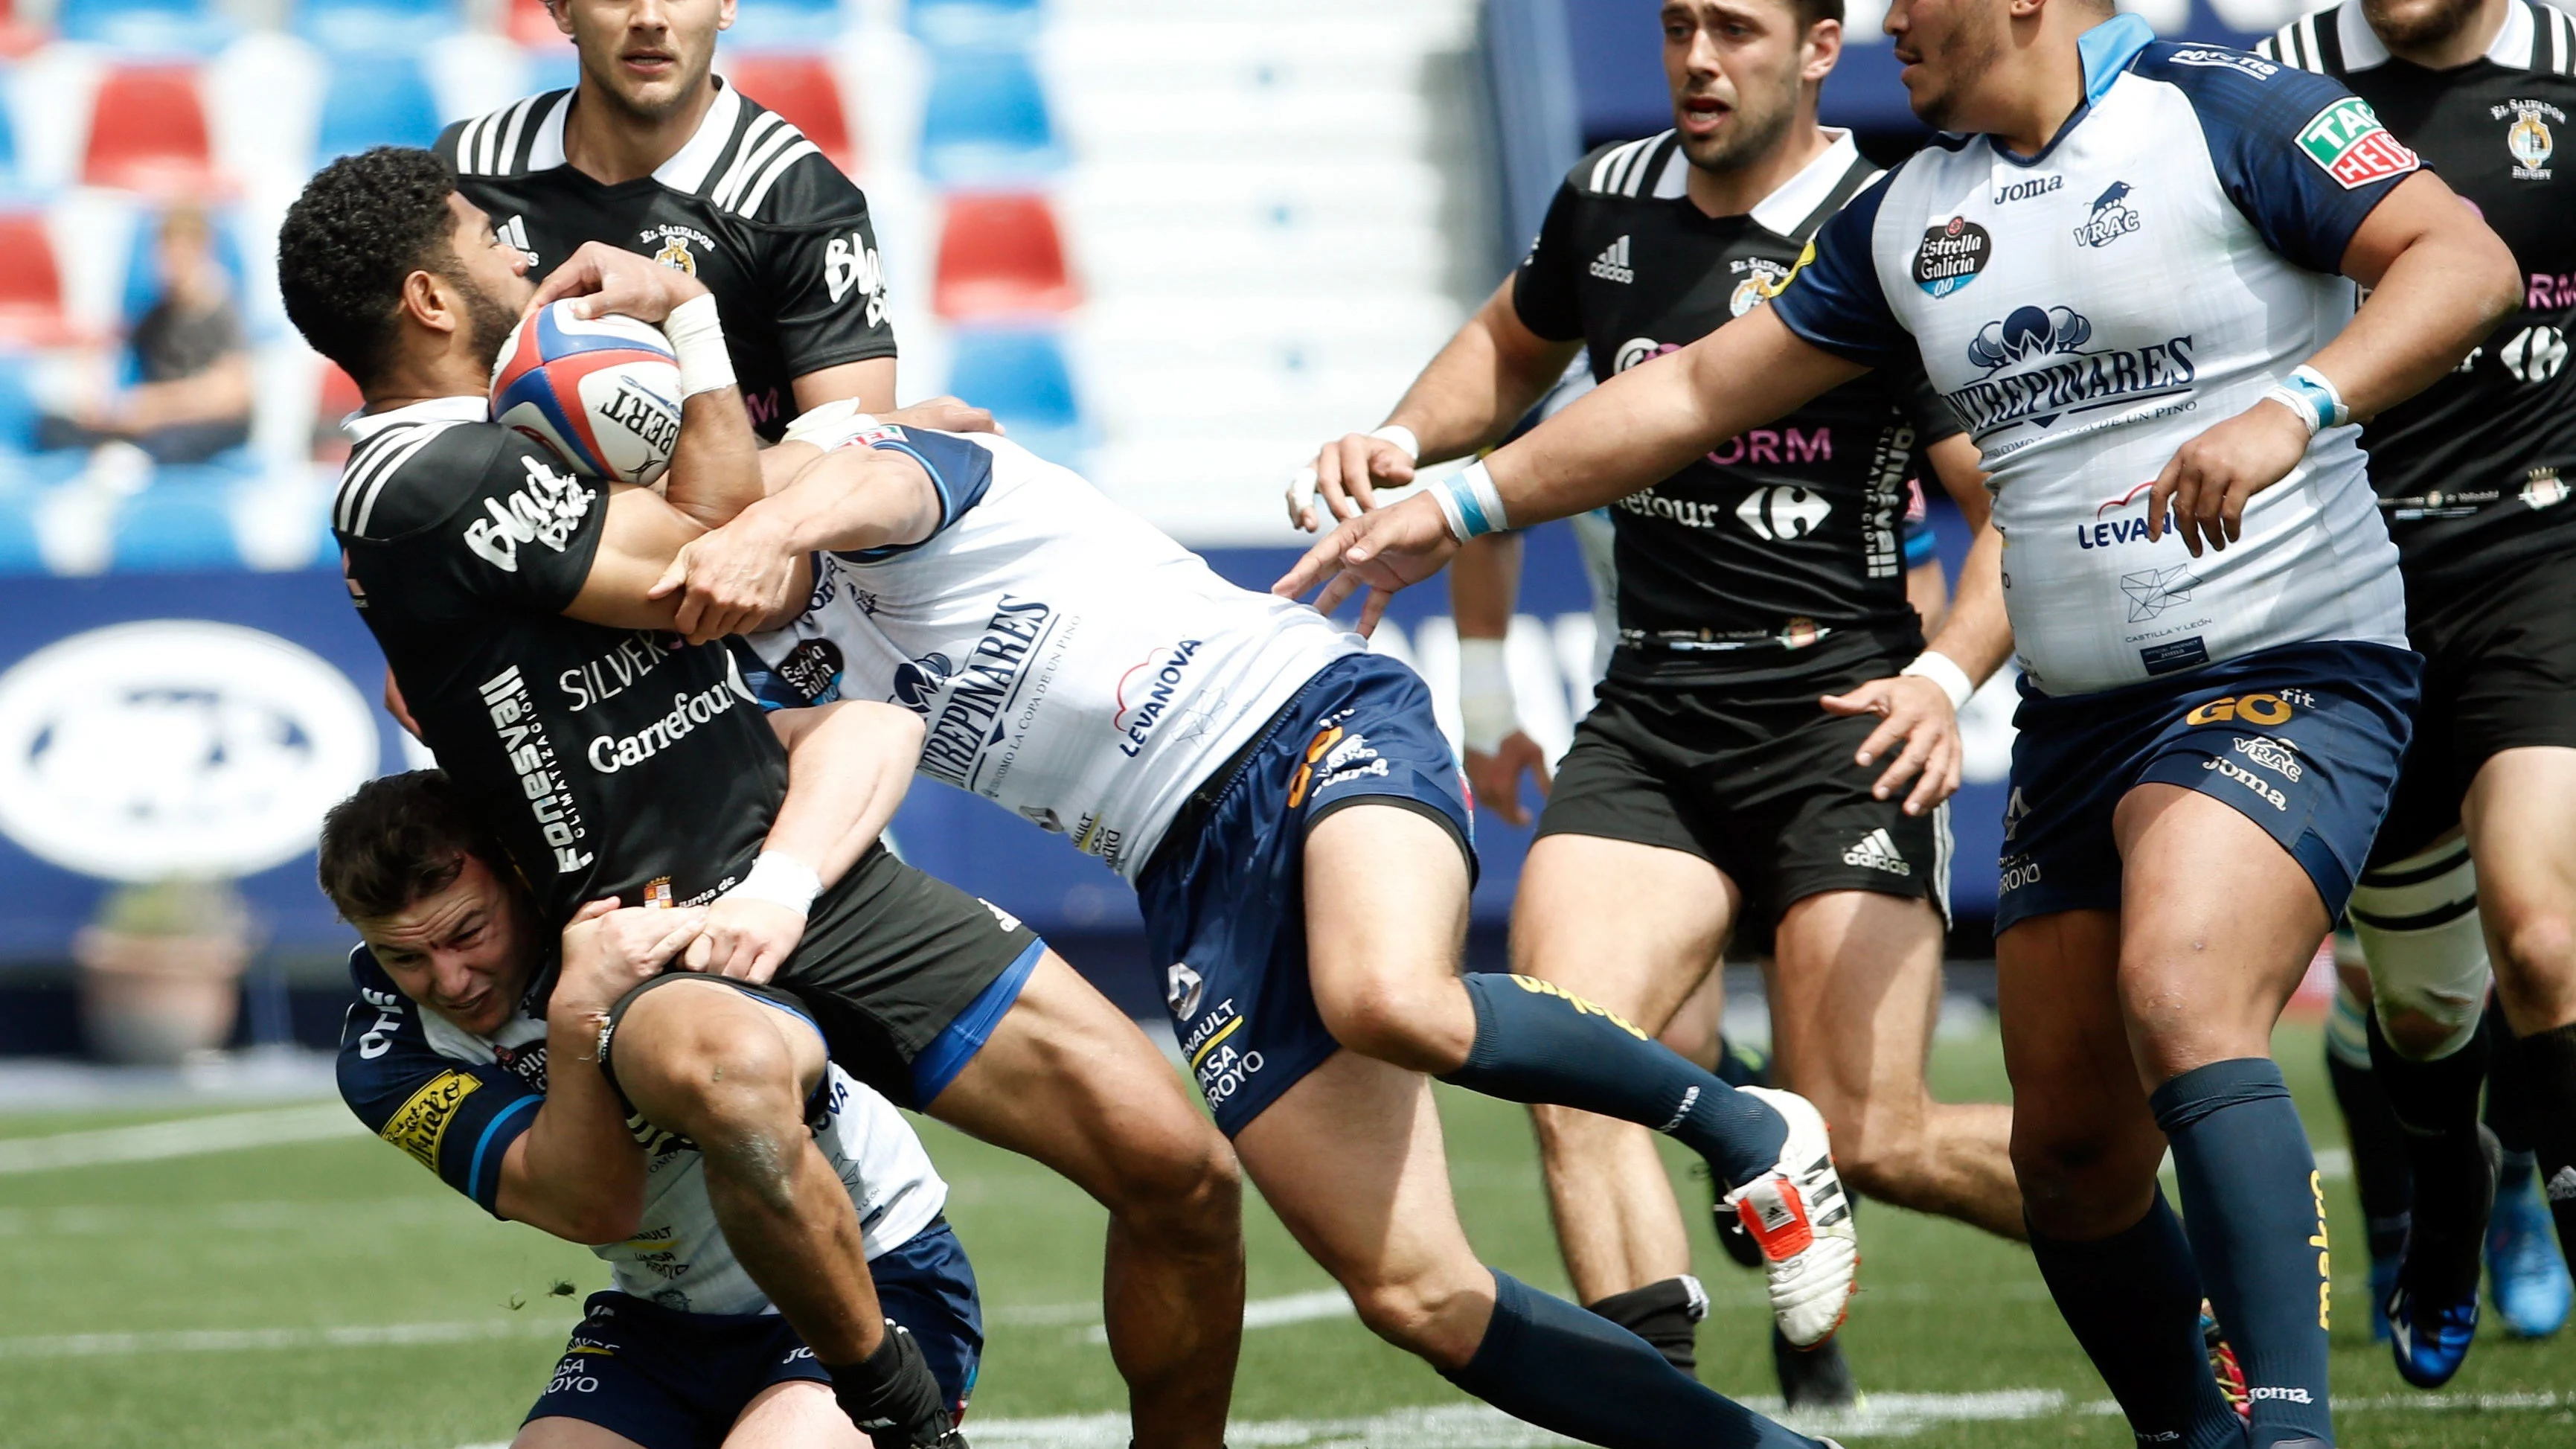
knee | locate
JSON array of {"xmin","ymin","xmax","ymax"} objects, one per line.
[
  {"xmin": 1830, "ymin": 1116, "xmax": 1934, "ymax": 1205},
  {"xmin": 2377, "ymin": 1002, "xmax": 2476, "ymax": 1061},
  {"xmin": 2009, "ymin": 1125, "xmax": 2148, "ymax": 1232},
  {"xmin": 1315, "ymin": 973, "xmax": 1467, "ymax": 1072},
  {"xmin": 2496, "ymin": 906, "xmax": 2576, "ymax": 988},
  {"xmin": 618, "ymin": 1011, "xmax": 805, "ymax": 1146},
  {"xmin": 1343, "ymin": 1270, "xmax": 1477, "ymax": 1359},
  {"xmin": 1109, "ymin": 1129, "xmax": 1242, "ymax": 1258}
]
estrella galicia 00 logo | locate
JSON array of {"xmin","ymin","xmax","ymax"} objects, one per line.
[
  {"xmin": 2072, "ymin": 182, "xmax": 2141, "ymax": 248},
  {"xmin": 1912, "ymin": 216, "xmax": 1991, "ymax": 297}
]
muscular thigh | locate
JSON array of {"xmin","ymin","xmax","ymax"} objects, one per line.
[
  {"xmin": 1510, "ymin": 832, "xmax": 1736, "ymax": 1032},
  {"xmin": 1765, "ymin": 889, "xmax": 1945, "ymax": 1113},
  {"xmin": 1997, "ymin": 909, "xmax": 2168, "ymax": 1229},
  {"xmin": 726, "ymin": 1382, "xmax": 862, "ymax": 1449},
  {"xmin": 1301, "ymin": 803, "xmax": 1473, "ymax": 1029},
  {"xmin": 514, "ymin": 1421, "xmax": 655, "ymax": 1449}
]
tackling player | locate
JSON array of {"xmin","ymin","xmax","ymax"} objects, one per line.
[
  {"xmin": 1277, "ymin": 3, "xmax": 2521, "ymax": 1445},
  {"xmin": 278, "ymin": 147, "xmax": 1243, "ymax": 1449},
  {"xmin": 326, "ymin": 772, "xmax": 983, "ymax": 1449},
  {"xmin": 653, "ymin": 410, "xmax": 1859, "ymax": 1449},
  {"xmin": 1292, "ymin": 0, "xmax": 2020, "ymax": 1399},
  {"xmin": 2258, "ymin": 0, "xmax": 2576, "ymax": 1380},
  {"xmin": 448, "ymin": 0, "xmax": 897, "ymax": 434}
]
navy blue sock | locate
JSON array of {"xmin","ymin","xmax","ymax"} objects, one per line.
[
  {"xmin": 1443, "ymin": 973, "xmax": 1787, "ymax": 1189},
  {"xmin": 2028, "ymin": 1191, "xmax": 2243, "ymax": 1449},
  {"xmin": 1442, "ymin": 1269, "xmax": 1818, "ymax": 1449},
  {"xmin": 2153, "ymin": 1058, "xmax": 2333, "ymax": 1448}
]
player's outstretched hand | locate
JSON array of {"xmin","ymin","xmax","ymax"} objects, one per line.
[
  {"xmin": 1467, "ymin": 731, "xmax": 1553, "ymax": 828},
  {"xmin": 528, "ymin": 240, "xmax": 711, "ymax": 324},
  {"xmin": 1272, "ymin": 490, "xmax": 1458, "ymax": 634},
  {"xmin": 1287, "ymin": 432, "xmax": 1418, "ymax": 531},
  {"xmin": 2145, "ymin": 397, "xmax": 2313, "ymax": 558},
  {"xmin": 651, "ymin": 514, "xmax": 798, "ymax": 644},
  {"xmin": 880, "ymin": 396, "xmax": 1002, "ymax": 436},
  {"xmin": 687, "ymin": 896, "xmax": 807, "ymax": 984},
  {"xmin": 558, "ymin": 899, "xmax": 708, "ymax": 1016},
  {"xmin": 1819, "ymin": 674, "xmax": 1962, "ymax": 816}
]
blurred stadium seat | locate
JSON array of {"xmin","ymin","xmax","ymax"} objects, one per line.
[
  {"xmin": 0, "ymin": 211, "xmax": 81, "ymax": 348},
  {"xmin": 0, "ymin": 354, "xmax": 41, "ymax": 453},
  {"xmin": 110, "ymin": 473, "xmax": 243, "ymax": 571},
  {"xmin": 933, "ymin": 192, "xmax": 1076, "ymax": 320},
  {"xmin": 725, "ymin": 0, "xmax": 848, "ymax": 48},
  {"xmin": 920, "ymin": 47, "xmax": 1063, "ymax": 185},
  {"xmin": 946, "ymin": 324, "xmax": 1081, "ymax": 459},
  {"xmin": 83, "ymin": 65, "xmax": 216, "ymax": 194},
  {"xmin": 0, "ymin": 0, "xmax": 43, "ymax": 58},
  {"xmin": 294, "ymin": 0, "xmax": 461, "ymax": 56},
  {"xmin": 311, "ymin": 361, "xmax": 359, "ymax": 463},
  {"xmin": 56, "ymin": 0, "xmax": 231, "ymax": 54},
  {"xmin": 505, "ymin": 0, "xmax": 563, "ymax": 47},
  {"xmin": 724, "ymin": 52, "xmax": 856, "ymax": 172},
  {"xmin": 315, "ymin": 54, "xmax": 442, "ymax": 160},
  {"xmin": 909, "ymin": 0, "xmax": 1041, "ymax": 50}
]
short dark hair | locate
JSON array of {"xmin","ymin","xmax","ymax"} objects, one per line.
[
  {"xmin": 317, "ymin": 770, "xmax": 511, "ymax": 923},
  {"xmin": 1794, "ymin": 0, "xmax": 1845, "ymax": 28},
  {"xmin": 276, "ymin": 147, "xmax": 461, "ymax": 390}
]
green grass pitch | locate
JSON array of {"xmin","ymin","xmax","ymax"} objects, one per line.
[{"xmin": 1, "ymin": 1020, "xmax": 2569, "ymax": 1447}]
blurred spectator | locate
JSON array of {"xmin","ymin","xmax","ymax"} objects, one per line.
[{"xmin": 39, "ymin": 205, "xmax": 250, "ymax": 465}]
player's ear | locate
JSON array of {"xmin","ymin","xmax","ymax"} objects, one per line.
[
  {"xmin": 400, "ymin": 268, "xmax": 461, "ymax": 339},
  {"xmin": 1802, "ymin": 17, "xmax": 1843, "ymax": 82},
  {"xmin": 548, "ymin": 0, "xmax": 574, "ymax": 39},
  {"xmin": 714, "ymin": 0, "xmax": 736, "ymax": 33}
]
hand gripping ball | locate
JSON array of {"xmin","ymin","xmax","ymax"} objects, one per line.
[{"xmin": 490, "ymin": 301, "xmax": 685, "ymax": 484}]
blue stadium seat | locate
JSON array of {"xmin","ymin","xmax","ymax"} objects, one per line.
[
  {"xmin": 0, "ymin": 353, "xmax": 41, "ymax": 452},
  {"xmin": 315, "ymin": 54, "xmax": 442, "ymax": 161},
  {"xmin": 907, "ymin": 0, "xmax": 1040, "ymax": 48},
  {"xmin": 112, "ymin": 474, "xmax": 241, "ymax": 571},
  {"xmin": 524, "ymin": 46, "xmax": 580, "ymax": 97},
  {"xmin": 919, "ymin": 47, "xmax": 1064, "ymax": 185},
  {"xmin": 944, "ymin": 324, "xmax": 1082, "ymax": 461},
  {"xmin": 295, "ymin": 0, "xmax": 461, "ymax": 54},
  {"xmin": 57, "ymin": 0, "xmax": 233, "ymax": 54},
  {"xmin": 726, "ymin": 0, "xmax": 847, "ymax": 48}
]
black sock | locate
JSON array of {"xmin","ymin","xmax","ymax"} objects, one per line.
[
  {"xmin": 2512, "ymin": 1023, "xmax": 2576, "ymax": 1270},
  {"xmin": 1443, "ymin": 973, "xmax": 1787, "ymax": 1189},
  {"xmin": 1586, "ymin": 1276, "xmax": 1705, "ymax": 1373},
  {"xmin": 2484, "ymin": 1007, "xmax": 2537, "ymax": 1159},
  {"xmin": 2367, "ymin": 1009, "xmax": 2493, "ymax": 1300},
  {"xmin": 2028, "ymin": 1191, "xmax": 2241, "ymax": 1449},
  {"xmin": 1443, "ymin": 1269, "xmax": 1816, "ymax": 1449},
  {"xmin": 2153, "ymin": 1059, "xmax": 2335, "ymax": 1448},
  {"xmin": 2324, "ymin": 1043, "xmax": 2413, "ymax": 1264}
]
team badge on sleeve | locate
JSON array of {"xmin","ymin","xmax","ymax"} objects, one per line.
[
  {"xmin": 380, "ymin": 1070, "xmax": 481, "ymax": 1171},
  {"xmin": 2296, "ymin": 97, "xmax": 2420, "ymax": 189}
]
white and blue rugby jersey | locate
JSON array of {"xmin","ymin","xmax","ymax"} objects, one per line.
[
  {"xmin": 741, "ymin": 408, "xmax": 1363, "ymax": 878},
  {"xmin": 337, "ymin": 947, "xmax": 946, "ymax": 1316},
  {"xmin": 1769, "ymin": 15, "xmax": 2417, "ymax": 695}
]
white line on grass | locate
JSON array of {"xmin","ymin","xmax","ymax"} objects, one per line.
[
  {"xmin": 0, "ymin": 1318, "xmax": 574, "ymax": 1358},
  {"xmin": 0, "ymin": 1104, "xmax": 364, "ymax": 1174}
]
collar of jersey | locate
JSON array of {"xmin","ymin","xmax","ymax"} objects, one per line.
[
  {"xmin": 525, "ymin": 77, "xmax": 745, "ymax": 192},
  {"xmin": 1742, "ymin": 128, "xmax": 1864, "ymax": 234},
  {"xmin": 1987, "ymin": 13, "xmax": 2153, "ymax": 167},
  {"xmin": 344, "ymin": 393, "xmax": 484, "ymax": 444},
  {"xmin": 2337, "ymin": 0, "xmax": 2534, "ymax": 71}
]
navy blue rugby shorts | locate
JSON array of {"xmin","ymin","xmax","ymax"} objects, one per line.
[
  {"xmin": 523, "ymin": 1220, "xmax": 983, "ymax": 1448},
  {"xmin": 1135, "ymin": 651, "xmax": 1475, "ymax": 1136},
  {"xmin": 1993, "ymin": 639, "xmax": 2420, "ymax": 935}
]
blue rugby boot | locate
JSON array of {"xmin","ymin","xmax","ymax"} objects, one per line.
[
  {"xmin": 2487, "ymin": 1157, "xmax": 2572, "ymax": 1339},
  {"xmin": 2388, "ymin": 1127, "xmax": 2501, "ymax": 1388},
  {"xmin": 2387, "ymin": 1280, "xmax": 2480, "ymax": 1388}
]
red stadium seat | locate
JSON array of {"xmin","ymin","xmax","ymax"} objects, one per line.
[
  {"xmin": 0, "ymin": 0, "xmax": 45, "ymax": 58},
  {"xmin": 934, "ymin": 192, "xmax": 1077, "ymax": 321},
  {"xmin": 313, "ymin": 362, "xmax": 362, "ymax": 462},
  {"xmin": 83, "ymin": 65, "xmax": 216, "ymax": 195},
  {"xmin": 0, "ymin": 211, "xmax": 81, "ymax": 348},
  {"xmin": 725, "ymin": 53, "xmax": 856, "ymax": 173},
  {"xmin": 507, "ymin": 0, "xmax": 563, "ymax": 45}
]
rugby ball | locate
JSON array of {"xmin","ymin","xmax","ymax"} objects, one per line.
[{"xmin": 490, "ymin": 301, "xmax": 685, "ymax": 484}]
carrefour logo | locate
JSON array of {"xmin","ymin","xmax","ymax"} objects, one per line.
[
  {"xmin": 1946, "ymin": 304, "xmax": 2195, "ymax": 435},
  {"xmin": 0, "ymin": 621, "xmax": 381, "ymax": 880}
]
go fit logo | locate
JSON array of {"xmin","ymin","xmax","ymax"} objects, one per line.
[{"xmin": 2182, "ymin": 692, "xmax": 2295, "ymax": 727}]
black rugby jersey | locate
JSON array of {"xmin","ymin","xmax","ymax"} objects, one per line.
[
  {"xmin": 333, "ymin": 397, "xmax": 784, "ymax": 926},
  {"xmin": 440, "ymin": 78, "xmax": 895, "ymax": 442},
  {"xmin": 1513, "ymin": 130, "xmax": 1964, "ymax": 683},
  {"xmin": 2263, "ymin": 1, "xmax": 2576, "ymax": 600}
]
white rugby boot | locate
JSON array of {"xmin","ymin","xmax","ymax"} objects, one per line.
[{"xmin": 1719, "ymin": 1086, "xmax": 1858, "ymax": 1348}]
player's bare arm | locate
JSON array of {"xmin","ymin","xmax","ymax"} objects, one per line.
[
  {"xmin": 687, "ymin": 701, "xmax": 929, "ymax": 984},
  {"xmin": 1449, "ymin": 532, "xmax": 1554, "ymax": 827},
  {"xmin": 1820, "ymin": 432, "xmax": 2007, "ymax": 814},
  {"xmin": 793, "ymin": 357, "xmax": 900, "ymax": 417},
  {"xmin": 1291, "ymin": 277, "xmax": 1582, "ymax": 528},
  {"xmin": 2149, "ymin": 168, "xmax": 2518, "ymax": 556},
  {"xmin": 658, "ymin": 440, "xmax": 943, "ymax": 644},
  {"xmin": 1276, "ymin": 306, "xmax": 1862, "ymax": 627},
  {"xmin": 496, "ymin": 899, "xmax": 709, "ymax": 1241}
]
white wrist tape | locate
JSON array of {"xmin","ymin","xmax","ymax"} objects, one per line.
[
  {"xmin": 1368, "ymin": 423, "xmax": 1421, "ymax": 464},
  {"xmin": 727, "ymin": 851, "xmax": 821, "ymax": 918},
  {"xmin": 1455, "ymin": 637, "xmax": 1517, "ymax": 755},
  {"xmin": 2263, "ymin": 363, "xmax": 2346, "ymax": 438},
  {"xmin": 1430, "ymin": 460, "xmax": 1511, "ymax": 542},
  {"xmin": 1900, "ymin": 651, "xmax": 1975, "ymax": 711},
  {"xmin": 663, "ymin": 293, "xmax": 737, "ymax": 398}
]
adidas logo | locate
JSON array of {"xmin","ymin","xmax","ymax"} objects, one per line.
[
  {"xmin": 2549, "ymin": 1165, "xmax": 2576, "ymax": 1201},
  {"xmin": 1589, "ymin": 234, "xmax": 1635, "ymax": 284},
  {"xmin": 499, "ymin": 214, "xmax": 538, "ymax": 269},
  {"xmin": 1842, "ymin": 828, "xmax": 1912, "ymax": 875}
]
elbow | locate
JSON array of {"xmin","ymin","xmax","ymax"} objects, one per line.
[
  {"xmin": 2477, "ymin": 242, "xmax": 2525, "ymax": 331},
  {"xmin": 563, "ymin": 1198, "xmax": 641, "ymax": 1247},
  {"xmin": 860, "ymin": 700, "xmax": 927, "ymax": 755}
]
